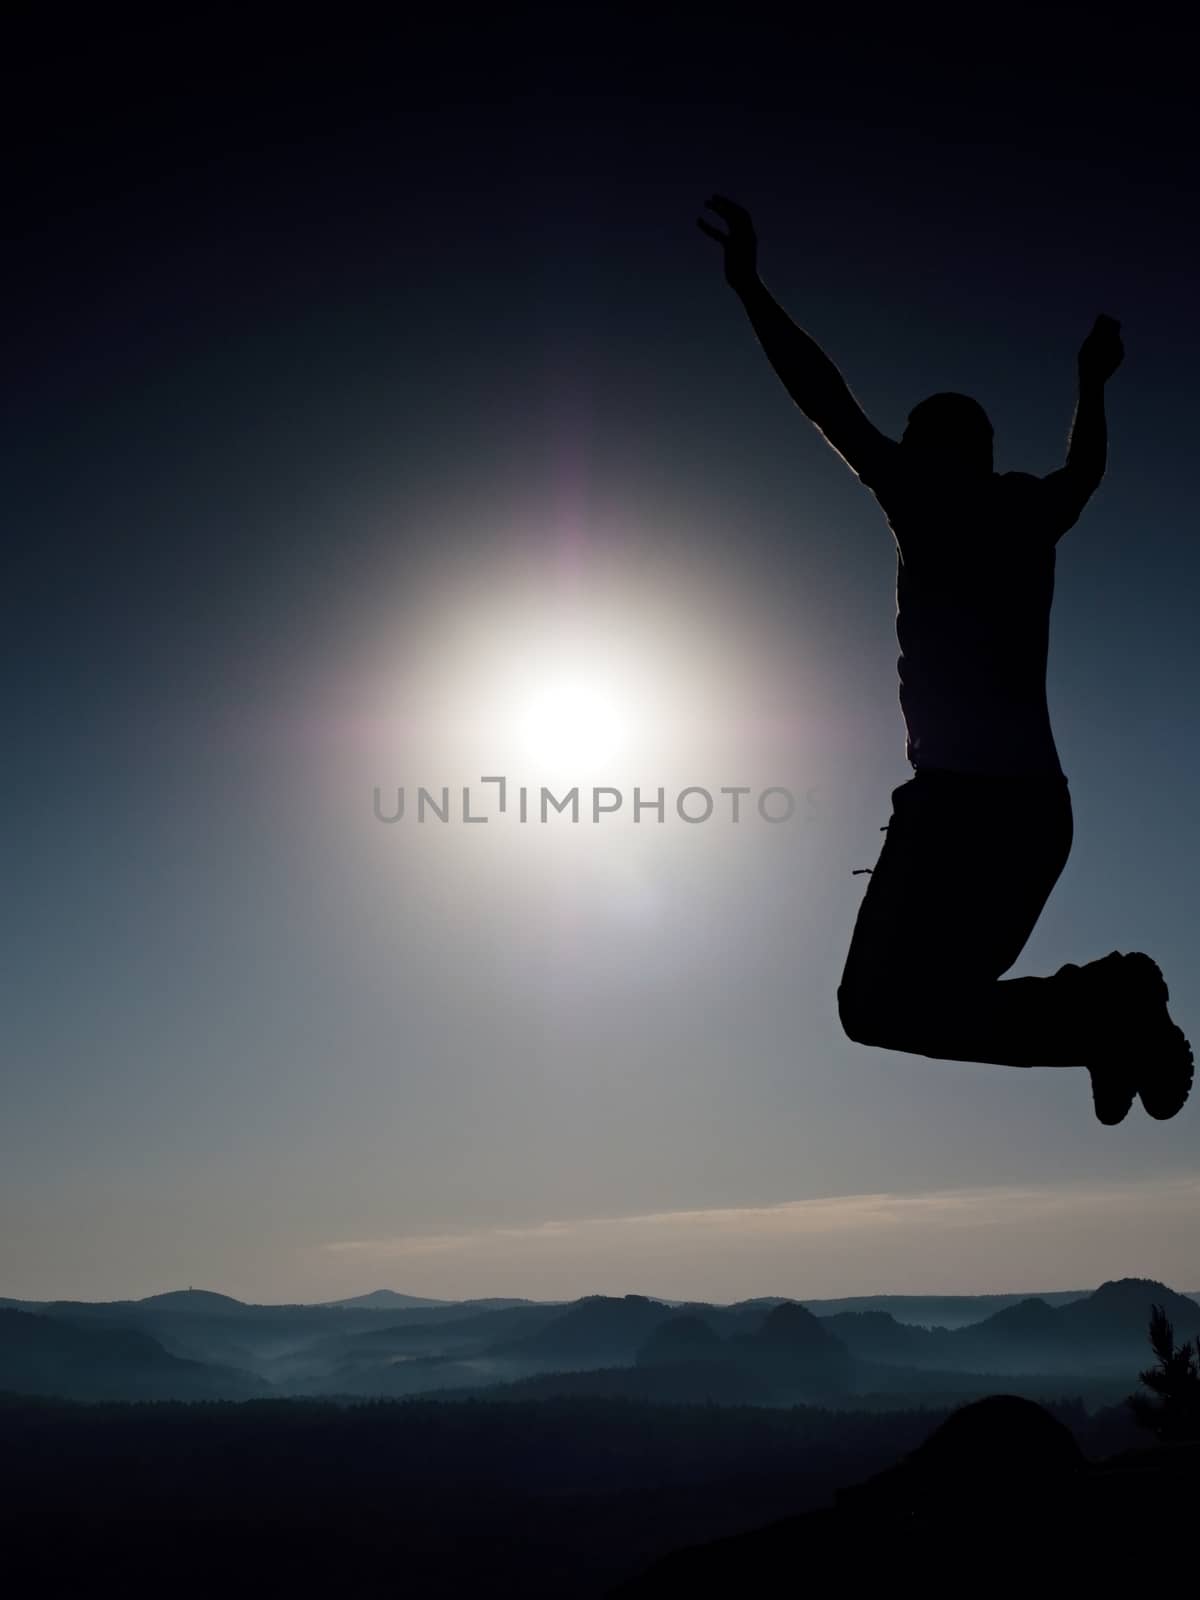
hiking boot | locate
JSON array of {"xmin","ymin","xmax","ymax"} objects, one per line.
[
  {"xmin": 1064, "ymin": 952, "xmax": 1136, "ymax": 1125},
  {"xmin": 1086, "ymin": 1062, "xmax": 1137, "ymax": 1126},
  {"xmin": 1120, "ymin": 953, "xmax": 1194, "ymax": 1121}
]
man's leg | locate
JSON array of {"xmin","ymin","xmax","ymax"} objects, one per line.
[{"xmin": 836, "ymin": 770, "xmax": 1110, "ymax": 1067}]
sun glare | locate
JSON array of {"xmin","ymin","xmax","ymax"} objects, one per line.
[{"xmin": 514, "ymin": 676, "xmax": 629, "ymax": 774}]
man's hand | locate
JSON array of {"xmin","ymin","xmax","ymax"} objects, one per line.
[
  {"xmin": 696, "ymin": 193, "xmax": 758, "ymax": 292},
  {"xmin": 1077, "ymin": 313, "xmax": 1124, "ymax": 384}
]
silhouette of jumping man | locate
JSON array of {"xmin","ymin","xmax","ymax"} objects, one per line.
[{"xmin": 698, "ymin": 193, "xmax": 1192, "ymax": 1124}]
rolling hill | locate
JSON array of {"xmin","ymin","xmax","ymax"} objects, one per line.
[{"xmin": 0, "ymin": 1309, "xmax": 264, "ymax": 1401}]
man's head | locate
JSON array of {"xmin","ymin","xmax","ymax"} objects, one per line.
[{"xmin": 902, "ymin": 392, "xmax": 994, "ymax": 476}]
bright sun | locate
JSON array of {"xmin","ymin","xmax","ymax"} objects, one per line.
[{"xmin": 514, "ymin": 676, "xmax": 629, "ymax": 774}]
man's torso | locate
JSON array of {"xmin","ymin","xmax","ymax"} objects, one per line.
[{"xmin": 858, "ymin": 450, "xmax": 1067, "ymax": 777}]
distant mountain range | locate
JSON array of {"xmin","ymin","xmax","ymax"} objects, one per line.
[
  {"xmin": 317, "ymin": 1290, "xmax": 547, "ymax": 1311},
  {"xmin": 0, "ymin": 1309, "xmax": 265, "ymax": 1402},
  {"xmin": 0, "ymin": 1279, "xmax": 1192, "ymax": 1407}
]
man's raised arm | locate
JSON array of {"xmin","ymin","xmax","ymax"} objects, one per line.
[
  {"xmin": 697, "ymin": 194, "xmax": 895, "ymax": 484},
  {"xmin": 1041, "ymin": 313, "xmax": 1124, "ymax": 538}
]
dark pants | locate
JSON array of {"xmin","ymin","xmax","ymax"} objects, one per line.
[{"xmin": 837, "ymin": 768, "xmax": 1108, "ymax": 1067}]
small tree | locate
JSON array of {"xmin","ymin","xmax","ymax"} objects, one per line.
[{"xmin": 1128, "ymin": 1303, "xmax": 1200, "ymax": 1442}]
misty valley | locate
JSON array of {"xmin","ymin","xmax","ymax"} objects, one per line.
[{"xmin": 4, "ymin": 1279, "xmax": 1199, "ymax": 1592}]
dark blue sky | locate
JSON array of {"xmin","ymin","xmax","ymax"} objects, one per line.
[{"xmin": 5, "ymin": 8, "xmax": 1199, "ymax": 1301}]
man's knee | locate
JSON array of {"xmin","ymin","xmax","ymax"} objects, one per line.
[{"xmin": 837, "ymin": 981, "xmax": 908, "ymax": 1048}]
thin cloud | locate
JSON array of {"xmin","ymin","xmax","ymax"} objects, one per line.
[{"xmin": 318, "ymin": 1171, "xmax": 1200, "ymax": 1261}]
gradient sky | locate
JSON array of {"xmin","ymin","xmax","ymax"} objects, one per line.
[{"xmin": 5, "ymin": 8, "xmax": 1198, "ymax": 1304}]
